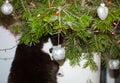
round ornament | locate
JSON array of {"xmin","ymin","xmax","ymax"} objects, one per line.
[
  {"xmin": 1, "ymin": 0, "xmax": 13, "ymax": 15},
  {"xmin": 52, "ymin": 45, "xmax": 65, "ymax": 60},
  {"xmin": 97, "ymin": 3, "xmax": 108, "ymax": 20},
  {"xmin": 109, "ymin": 59, "xmax": 120, "ymax": 69}
]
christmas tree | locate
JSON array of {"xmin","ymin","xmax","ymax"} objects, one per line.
[{"xmin": 0, "ymin": 0, "xmax": 120, "ymax": 70}]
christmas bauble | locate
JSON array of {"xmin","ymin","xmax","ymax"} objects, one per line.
[
  {"xmin": 52, "ymin": 45, "xmax": 65, "ymax": 60},
  {"xmin": 1, "ymin": 0, "xmax": 13, "ymax": 15},
  {"xmin": 109, "ymin": 59, "xmax": 120, "ymax": 69},
  {"xmin": 97, "ymin": 3, "xmax": 108, "ymax": 20}
]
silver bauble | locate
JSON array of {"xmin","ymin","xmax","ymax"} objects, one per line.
[
  {"xmin": 1, "ymin": 0, "xmax": 13, "ymax": 15},
  {"xmin": 97, "ymin": 3, "xmax": 108, "ymax": 20},
  {"xmin": 52, "ymin": 45, "xmax": 65, "ymax": 60},
  {"xmin": 109, "ymin": 59, "xmax": 120, "ymax": 70}
]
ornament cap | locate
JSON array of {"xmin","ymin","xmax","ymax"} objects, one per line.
[
  {"xmin": 100, "ymin": 3, "xmax": 105, "ymax": 7},
  {"xmin": 5, "ymin": 0, "xmax": 9, "ymax": 3}
]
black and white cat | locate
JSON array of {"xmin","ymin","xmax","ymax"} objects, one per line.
[{"xmin": 8, "ymin": 34, "xmax": 64, "ymax": 83}]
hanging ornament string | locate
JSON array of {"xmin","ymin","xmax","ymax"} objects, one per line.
[
  {"xmin": 58, "ymin": 6, "xmax": 62, "ymax": 32},
  {"xmin": 0, "ymin": 44, "xmax": 17, "ymax": 60},
  {"xmin": 101, "ymin": 0, "xmax": 104, "ymax": 3},
  {"xmin": 58, "ymin": 33, "xmax": 60, "ymax": 45},
  {"xmin": 0, "ymin": 57, "xmax": 13, "ymax": 60},
  {"xmin": 0, "ymin": 44, "xmax": 17, "ymax": 52}
]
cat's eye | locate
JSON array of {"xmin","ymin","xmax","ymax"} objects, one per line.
[{"xmin": 49, "ymin": 48, "xmax": 53, "ymax": 53}]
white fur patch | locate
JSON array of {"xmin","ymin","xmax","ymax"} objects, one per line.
[
  {"xmin": 57, "ymin": 66, "xmax": 64, "ymax": 77},
  {"xmin": 41, "ymin": 38, "xmax": 53, "ymax": 60}
]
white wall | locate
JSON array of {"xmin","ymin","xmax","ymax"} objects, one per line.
[
  {"xmin": 0, "ymin": 26, "xmax": 17, "ymax": 83},
  {"xmin": 58, "ymin": 53, "xmax": 101, "ymax": 83}
]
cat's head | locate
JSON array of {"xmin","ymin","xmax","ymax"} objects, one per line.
[{"xmin": 41, "ymin": 34, "xmax": 64, "ymax": 60}]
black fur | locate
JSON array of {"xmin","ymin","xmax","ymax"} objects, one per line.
[{"xmin": 8, "ymin": 34, "xmax": 63, "ymax": 83}]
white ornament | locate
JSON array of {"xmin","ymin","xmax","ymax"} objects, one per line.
[
  {"xmin": 52, "ymin": 45, "xmax": 65, "ymax": 60},
  {"xmin": 109, "ymin": 59, "xmax": 120, "ymax": 69},
  {"xmin": 97, "ymin": 3, "xmax": 108, "ymax": 20},
  {"xmin": 1, "ymin": 0, "xmax": 13, "ymax": 15}
]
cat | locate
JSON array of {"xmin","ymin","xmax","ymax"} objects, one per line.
[{"xmin": 8, "ymin": 34, "xmax": 64, "ymax": 83}]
